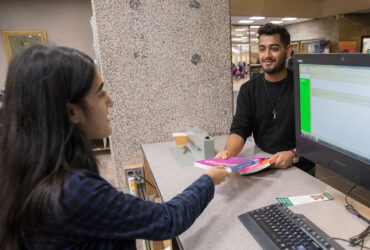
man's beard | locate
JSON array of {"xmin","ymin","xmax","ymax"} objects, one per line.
[{"xmin": 262, "ymin": 56, "xmax": 287, "ymax": 75}]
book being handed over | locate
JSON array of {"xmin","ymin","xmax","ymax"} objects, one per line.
[
  {"xmin": 239, "ymin": 158, "xmax": 276, "ymax": 175},
  {"xmin": 194, "ymin": 157, "xmax": 262, "ymax": 173}
]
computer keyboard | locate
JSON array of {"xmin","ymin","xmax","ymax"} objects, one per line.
[{"xmin": 238, "ymin": 203, "xmax": 344, "ymax": 250}]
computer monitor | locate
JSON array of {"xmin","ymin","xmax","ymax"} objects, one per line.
[{"xmin": 293, "ymin": 53, "xmax": 370, "ymax": 190}]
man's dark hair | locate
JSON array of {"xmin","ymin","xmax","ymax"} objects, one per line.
[{"xmin": 258, "ymin": 23, "xmax": 291, "ymax": 47}]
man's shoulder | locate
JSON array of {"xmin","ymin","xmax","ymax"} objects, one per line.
[
  {"xmin": 285, "ymin": 69, "xmax": 294, "ymax": 87},
  {"xmin": 240, "ymin": 74, "xmax": 264, "ymax": 91},
  {"xmin": 287, "ymin": 69, "xmax": 294, "ymax": 80}
]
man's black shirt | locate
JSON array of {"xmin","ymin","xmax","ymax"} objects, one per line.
[
  {"xmin": 231, "ymin": 70, "xmax": 315, "ymax": 174},
  {"xmin": 231, "ymin": 70, "xmax": 295, "ymax": 154}
]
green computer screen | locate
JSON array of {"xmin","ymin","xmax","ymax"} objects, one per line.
[{"xmin": 298, "ymin": 63, "xmax": 370, "ymax": 162}]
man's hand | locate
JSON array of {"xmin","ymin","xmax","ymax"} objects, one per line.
[
  {"xmin": 214, "ymin": 134, "xmax": 245, "ymax": 159},
  {"xmin": 206, "ymin": 166, "xmax": 230, "ymax": 185},
  {"xmin": 214, "ymin": 150, "xmax": 230, "ymax": 159},
  {"xmin": 270, "ymin": 150, "xmax": 295, "ymax": 169}
]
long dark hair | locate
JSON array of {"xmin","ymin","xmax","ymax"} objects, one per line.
[{"xmin": 0, "ymin": 45, "xmax": 99, "ymax": 249}]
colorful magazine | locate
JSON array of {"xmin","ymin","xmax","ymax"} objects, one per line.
[
  {"xmin": 239, "ymin": 158, "xmax": 276, "ymax": 175},
  {"xmin": 194, "ymin": 157, "xmax": 261, "ymax": 173}
]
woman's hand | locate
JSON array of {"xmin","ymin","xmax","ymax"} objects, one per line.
[{"xmin": 205, "ymin": 166, "xmax": 230, "ymax": 185}]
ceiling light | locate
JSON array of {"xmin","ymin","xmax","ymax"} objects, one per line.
[
  {"xmin": 250, "ymin": 25, "xmax": 261, "ymax": 29},
  {"xmin": 235, "ymin": 28, "xmax": 247, "ymax": 31},
  {"xmin": 232, "ymin": 48, "xmax": 240, "ymax": 53},
  {"xmin": 249, "ymin": 16, "xmax": 265, "ymax": 20},
  {"xmin": 242, "ymin": 37, "xmax": 248, "ymax": 39},
  {"xmin": 232, "ymin": 38, "xmax": 244, "ymax": 41},
  {"xmin": 238, "ymin": 20, "xmax": 254, "ymax": 24},
  {"xmin": 249, "ymin": 32, "xmax": 256, "ymax": 34},
  {"xmin": 282, "ymin": 17, "xmax": 297, "ymax": 21},
  {"xmin": 235, "ymin": 34, "xmax": 243, "ymax": 36},
  {"xmin": 250, "ymin": 38, "xmax": 259, "ymax": 42},
  {"xmin": 270, "ymin": 20, "xmax": 283, "ymax": 24}
]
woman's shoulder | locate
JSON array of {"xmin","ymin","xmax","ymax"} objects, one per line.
[
  {"xmin": 61, "ymin": 169, "xmax": 116, "ymax": 214},
  {"xmin": 65, "ymin": 168, "xmax": 101, "ymax": 180},
  {"xmin": 63, "ymin": 169, "xmax": 107, "ymax": 193}
]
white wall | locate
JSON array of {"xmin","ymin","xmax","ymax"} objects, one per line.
[
  {"xmin": 230, "ymin": 0, "xmax": 370, "ymax": 18},
  {"xmin": 286, "ymin": 14, "xmax": 370, "ymax": 53},
  {"xmin": 286, "ymin": 17, "xmax": 339, "ymax": 44},
  {"xmin": 0, "ymin": 0, "xmax": 94, "ymax": 86}
]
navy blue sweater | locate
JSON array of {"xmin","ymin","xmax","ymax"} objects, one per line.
[{"xmin": 26, "ymin": 169, "xmax": 214, "ymax": 249}]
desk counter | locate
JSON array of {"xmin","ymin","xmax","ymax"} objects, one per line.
[{"xmin": 142, "ymin": 136, "xmax": 369, "ymax": 250}]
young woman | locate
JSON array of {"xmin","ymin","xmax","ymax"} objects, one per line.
[{"xmin": 0, "ymin": 45, "xmax": 229, "ymax": 250}]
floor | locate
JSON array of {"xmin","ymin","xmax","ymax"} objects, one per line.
[
  {"xmin": 233, "ymin": 76, "xmax": 249, "ymax": 91},
  {"xmin": 233, "ymin": 76, "xmax": 249, "ymax": 115}
]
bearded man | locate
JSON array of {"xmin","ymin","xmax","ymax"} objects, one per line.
[{"xmin": 216, "ymin": 23, "xmax": 315, "ymax": 175}]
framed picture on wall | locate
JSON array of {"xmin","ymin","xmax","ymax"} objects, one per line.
[
  {"xmin": 361, "ymin": 36, "xmax": 370, "ymax": 54},
  {"xmin": 338, "ymin": 41, "xmax": 356, "ymax": 53},
  {"xmin": 291, "ymin": 42, "xmax": 300, "ymax": 54},
  {"xmin": 300, "ymin": 40, "xmax": 320, "ymax": 53},
  {"xmin": 1, "ymin": 30, "xmax": 48, "ymax": 62}
]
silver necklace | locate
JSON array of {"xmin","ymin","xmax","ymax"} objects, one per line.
[{"xmin": 263, "ymin": 77, "xmax": 287, "ymax": 120}]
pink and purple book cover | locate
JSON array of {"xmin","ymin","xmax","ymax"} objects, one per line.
[
  {"xmin": 239, "ymin": 158, "xmax": 276, "ymax": 175},
  {"xmin": 194, "ymin": 157, "xmax": 262, "ymax": 173}
]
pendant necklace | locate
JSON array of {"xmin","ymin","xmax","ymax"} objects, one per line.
[{"xmin": 263, "ymin": 77, "xmax": 287, "ymax": 120}]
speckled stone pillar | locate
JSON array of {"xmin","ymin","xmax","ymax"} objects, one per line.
[{"xmin": 91, "ymin": 0, "xmax": 232, "ymax": 190}]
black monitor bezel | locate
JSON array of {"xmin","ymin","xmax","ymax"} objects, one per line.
[{"xmin": 293, "ymin": 53, "xmax": 370, "ymax": 190}]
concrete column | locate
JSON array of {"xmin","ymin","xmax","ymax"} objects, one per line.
[{"xmin": 91, "ymin": 0, "xmax": 232, "ymax": 190}]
